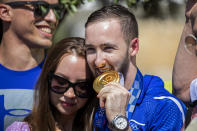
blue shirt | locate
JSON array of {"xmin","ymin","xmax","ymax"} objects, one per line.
[{"xmin": 0, "ymin": 61, "xmax": 44, "ymax": 131}]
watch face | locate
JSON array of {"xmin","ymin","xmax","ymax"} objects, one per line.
[{"xmin": 114, "ymin": 117, "xmax": 128, "ymax": 130}]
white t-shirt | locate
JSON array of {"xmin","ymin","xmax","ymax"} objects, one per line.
[{"xmin": 190, "ymin": 78, "xmax": 197, "ymax": 102}]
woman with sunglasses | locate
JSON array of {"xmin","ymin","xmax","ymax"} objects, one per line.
[{"xmin": 6, "ymin": 37, "xmax": 97, "ymax": 131}]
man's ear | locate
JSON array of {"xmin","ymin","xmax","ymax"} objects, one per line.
[
  {"xmin": 0, "ymin": 4, "xmax": 12, "ymax": 22},
  {"xmin": 129, "ymin": 37, "xmax": 139, "ymax": 56}
]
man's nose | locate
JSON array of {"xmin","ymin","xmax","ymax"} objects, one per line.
[{"xmin": 95, "ymin": 52, "xmax": 106, "ymax": 68}]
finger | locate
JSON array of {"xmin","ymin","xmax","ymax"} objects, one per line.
[
  {"xmin": 105, "ymin": 82, "xmax": 122, "ymax": 88},
  {"xmin": 97, "ymin": 86, "xmax": 114, "ymax": 97},
  {"xmin": 99, "ymin": 96, "xmax": 106, "ymax": 108},
  {"xmin": 102, "ymin": 82, "xmax": 124, "ymax": 92},
  {"xmin": 98, "ymin": 86, "xmax": 122, "ymax": 98},
  {"xmin": 106, "ymin": 82, "xmax": 128, "ymax": 92},
  {"xmin": 126, "ymin": 92, "xmax": 131, "ymax": 106},
  {"xmin": 98, "ymin": 83, "xmax": 127, "ymax": 98}
]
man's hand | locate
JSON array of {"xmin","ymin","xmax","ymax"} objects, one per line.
[{"xmin": 97, "ymin": 82, "xmax": 131, "ymax": 123}]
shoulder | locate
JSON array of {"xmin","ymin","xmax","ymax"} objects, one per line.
[
  {"xmin": 143, "ymin": 74, "xmax": 186, "ymax": 109},
  {"xmin": 6, "ymin": 122, "xmax": 30, "ymax": 131},
  {"xmin": 142, "ymin": 75, "xmax": 186, "ymax": 122},
  {"xmin": 143, "ymin": 75, "xmax": 178, "ymax": 98},
  {"xmin": 143, "ymin": 75, "xmax": 164, "ymax": 91}
]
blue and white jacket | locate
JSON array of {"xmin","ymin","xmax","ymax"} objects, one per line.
[
  {"xmin": 129, "ymin": 75, "xmax": 186, "ymax": 130},
  {"xmin": 95, "ymin": 74, "xmax": 186, "ymax": 131}
]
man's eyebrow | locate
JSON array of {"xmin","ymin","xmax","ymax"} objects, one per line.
[
  {"xmin": 102, "ymin": 43, "xmax": 113, "ymax": 46},
  {"xmin": 102, "ymin": 43, "xmax": 118, "ymax": 48}
]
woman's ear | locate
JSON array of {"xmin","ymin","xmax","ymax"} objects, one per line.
[
  {"xmin": 0, "ymin": 4, "xmax": 12, "ymax": 22},
  {"xmin": 129, "ymin": 37, "xmax": 139, "ymax": 56}
]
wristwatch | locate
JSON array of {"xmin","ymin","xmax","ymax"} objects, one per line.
[{"xmin": 111, "ymin": 115, "xmax": 129, "ymax": 130}]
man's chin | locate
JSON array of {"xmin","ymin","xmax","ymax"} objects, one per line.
[{"xmin": 37, "ymin": 41, "xmax": 52, "ymax": 48}]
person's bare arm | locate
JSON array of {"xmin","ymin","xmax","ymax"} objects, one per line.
[{"xmin": 172, "ymin": 0, "xmax": 197, "ymax": 105}]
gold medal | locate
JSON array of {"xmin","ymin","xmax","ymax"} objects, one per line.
[{"xmin": 93, "ymin": 70, "xmax": 120, "ymax": 93}]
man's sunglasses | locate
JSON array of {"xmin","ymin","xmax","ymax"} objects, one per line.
[
  {"xmin": 48, "ymin": 73, "xmax": 93, "ymax": 98},
  {"xmin": 5, "ymin": 1, "xmax": 66, "ymax": 20}
]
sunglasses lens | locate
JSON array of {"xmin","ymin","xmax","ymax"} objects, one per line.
[
  {"xmin": 51, "ymin": 85, "xmax": 68, "ymax": 94},
  {"xmin": 75, "ymin": 82, "xmax": 92, "ymax": 98},
  {"xmin": 53, "ymin": 5, "xmax": 65, "ymax": 20},
  {"xmin": 34, "ymin": 4, "xmax": 49, "ymax": 18},
  {"xmin": 34, "ymin": 3, "xmax": 65, "ymax": 20},
  {"xmin": 50, "ymin": 75, "xmax": 69, "ymax": 94},
  {"xmin": 53, "ymin": 9, "xmax": 61, "ymax": 20}
]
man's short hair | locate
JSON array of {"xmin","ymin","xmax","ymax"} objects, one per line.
[{"xmin": 85, "ymin": 4, "xmax": 138, "ymax": 44}]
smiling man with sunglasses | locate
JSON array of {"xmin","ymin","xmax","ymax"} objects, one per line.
[{"xmin": 0, "ymin": 0, "xmax": 65, "ymax": 130}]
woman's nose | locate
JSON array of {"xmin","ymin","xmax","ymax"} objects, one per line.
[{"xmin": 64, "ymin": 87, "xmax": 76, "ymax": 98}]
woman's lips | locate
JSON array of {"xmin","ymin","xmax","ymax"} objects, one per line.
[{"xmin": 61, "ymin": 101, "xmax": 76, "ymax": 107}]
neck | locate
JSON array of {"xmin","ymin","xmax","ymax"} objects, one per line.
[
  {"xmin": 123, "ymin": 64, "xmax": 137, "ymax": 90},
  {"xmin": 54, "ymin": 111, "xmax": 77, "ymax": 131},
  {"xmin": 0, "ymin": 34, "xmax": 45, "ymax": 71}
]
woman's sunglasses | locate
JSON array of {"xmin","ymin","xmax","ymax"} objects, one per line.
[
  {"xmin": 5, "ymin": 1, "xmax": 66, "ymax": 20},
  {"xmin": 48, "ymin": 73, "xmax": 93, "ymax": 98}
]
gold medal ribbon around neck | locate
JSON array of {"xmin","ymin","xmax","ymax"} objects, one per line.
[{"xmin": 93, "ymin": 70, "xmax": 120, "ymax": 93}]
